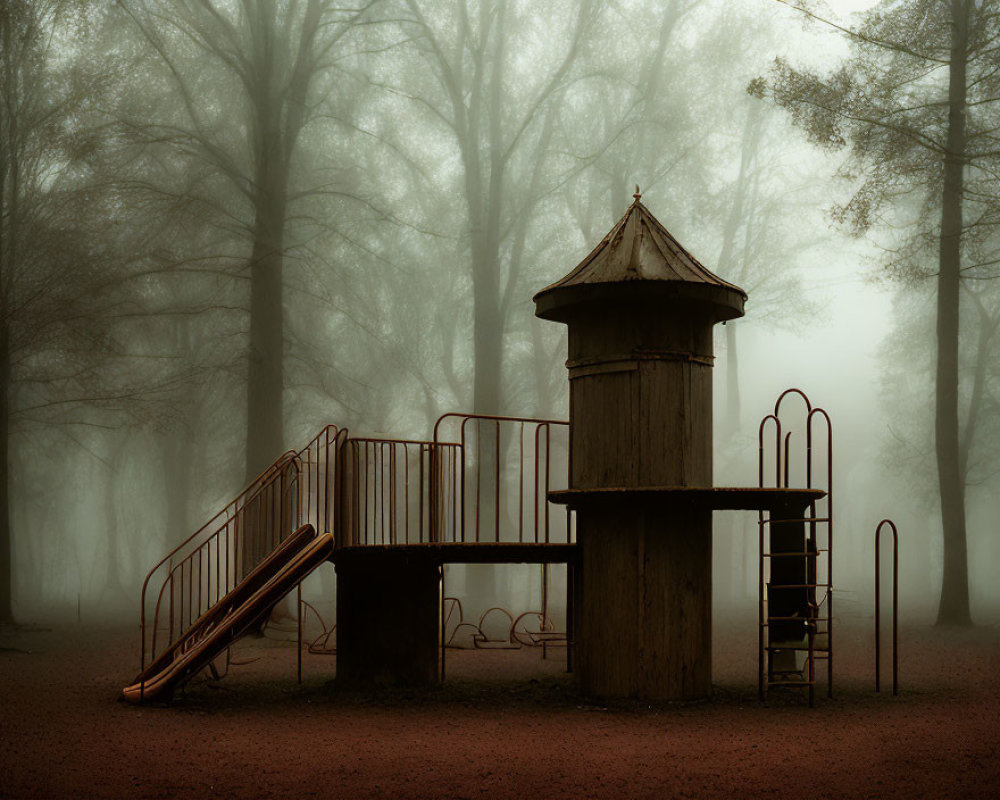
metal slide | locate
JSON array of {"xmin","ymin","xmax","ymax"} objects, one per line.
[{"xmin": 122, "ymin": 525, "xmax": 334, "ymax": 704}]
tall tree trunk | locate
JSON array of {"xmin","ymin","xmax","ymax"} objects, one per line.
[
  {"xmin": 717, "ymin": 102, "xmax": 760, "ymax": 439},
  {"xmin": 935, "ymin": 0, "xmax": 971, "ymax": 626},
  {"xmin": 0, "ymin": 322, "xmax": 12, "ymax": 624},
  {"xmin": 468, "ymin": 238, "xmax": 502, "ymax": 603},
  {"xmin": 725, "ymin": 323, "xmax": 741, "ymax": 435},
  {"xmin": 244, "ymin": 8, "xmax": 288, "ymax": 481},
  {"xmin": 99, "ymin": 436, "xmax": 129, "ymax": 611},
  {"xmin": 245, "ymin": 189, "xmax": 286, "ymax": 480},
  {"xmin": 470, "ymin": 9, "xmax": 506, "ymax": 419},
  {"xmin": 715, "ymin": 323, "xmax": 741, "ymax": 607},
  {"xmin": 241, "ymin": 0, "xmax": 322, "ymax": 481},
  {"xmin": 467, "ymin": 168, "xmax": 503, "ymax": 604},
  {"xmin": 472, "ymin": 252, "xmax": 503, "ymax": 415},
  {"xmin": 0, "ymin": 12, "xmax": 14, "ymax": 622}
]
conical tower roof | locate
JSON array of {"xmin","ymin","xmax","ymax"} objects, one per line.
[{"xmin": 534, "ymin": 192, "xmax": 746, "ymax": 322}]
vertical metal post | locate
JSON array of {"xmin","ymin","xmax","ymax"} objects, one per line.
[
  {"xmin": 518, "ymin": 424, "xmax": 524, "ymax": 543},
  {"xmin": 758, "ymin": 513, "xmax": 765, "ymax": 701},
  {"xmin": 808, "ymin": 626, "xmax": 815, "ymax": 708},
  {"xmin": 875, "ymin": 518, "xmax": 899, "ymax": 695},
  {"xmin": 541, "ymin": 563, "xmax": 549, "ymax": 660},
  {"xmin": 566, "ymin": 560, "xmax": 575, "ymax": 674},
  {"xmin": 892, "ymin": 532, "xmax": 898, "ymax": 696},
  {"xmin": 440, "ymin": 565, "xmax": 447, "ymax": 682},
  {"xmin": 297, "ymin": 583, "xmax": 303, "ymax": 684},
  {"xmin": 823, "ymin": 412, "xmax": 834, "ymax": 699},
  {"xmin": 494, "ymin": 419, "xmax": 501, "ymax": 543}
]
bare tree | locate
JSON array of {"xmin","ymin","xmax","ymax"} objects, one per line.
[
  {"xmin": 379, "ymin": 0, "xmax": 600, "ymax": 415},
  {"xmin": 0, "ymin": 1, "xmax": 182, "ymax": 623},
  {"xmin": 120, "ymin": 0, "xmax": 375, "ymax": 479}
]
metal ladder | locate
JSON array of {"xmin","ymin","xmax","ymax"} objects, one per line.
[{"xmin": 757, "ymin": 389, "xmax": 834, "ymax": 707}]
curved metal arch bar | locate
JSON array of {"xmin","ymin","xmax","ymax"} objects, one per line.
[{"xmin": 875, "ymin": 518, "xmax": 899, "ymax": 696}]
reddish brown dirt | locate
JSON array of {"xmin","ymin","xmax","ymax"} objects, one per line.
[{"xmin": 1, "ymin": 615, "xmax": 998, "ymax": 799}]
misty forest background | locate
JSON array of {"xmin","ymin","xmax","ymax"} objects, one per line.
[{"xmin": 1, "ymin": 0, "xmax": 998, "ymax": 629}]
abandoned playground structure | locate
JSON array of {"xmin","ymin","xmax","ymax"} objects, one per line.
[{"xmin": 123, "ymin": 196, "xmax": 900, "ymax": 707}]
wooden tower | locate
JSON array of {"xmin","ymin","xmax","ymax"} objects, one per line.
[{"xmin": 536, "ymin": 192, "xmax": 746, "ymax": 700}]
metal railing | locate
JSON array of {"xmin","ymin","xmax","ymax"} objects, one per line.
[
  {"xmin": 337, "ymin": 414, "xmax": 573, "ymax": 547},
  {"xmin": 293, "ymin": 426, "xmax": 348, "ymax": 537},
  {"xmin": 338, "ymin": 437, "xmax": 459, "ymax": 547},
  {"xmin": 875, "ymin": 518, "xmax": 899, "ymax": 695},
  {"xmin": 432, "ymin": 413, "xmax": 573, "ymax": 545},
  {"xmin": 137, "ymin": 425, "xmax": 346, "ymax": 675},
  {"xmin": 136, "ymin": 414, "xmax": 573, "ymax": 677}
]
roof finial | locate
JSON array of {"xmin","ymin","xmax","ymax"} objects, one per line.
[{"xmin": 633, "ymin": 184, "xmax": 642, "ymax": 203}]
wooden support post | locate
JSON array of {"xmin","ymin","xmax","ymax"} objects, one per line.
[
  {"xmin": 334, "ymin": 550, "xmax": 440, "ymax": 687},
  {"xmin": 577, "ymin": 503, "xmax": 712, "ymax": 699}
]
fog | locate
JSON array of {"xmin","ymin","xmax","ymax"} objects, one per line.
[{"xmin": 2, "ymin": 0, "xmax": 997, "ymax": 638}]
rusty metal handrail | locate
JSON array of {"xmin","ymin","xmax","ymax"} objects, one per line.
[
  {"xmin": 431, "ymin": 412, "xmax": 571, "ymax": 547},
  {"xmin": 140, "ymin": 453, "xmax": 297, "ymax": 672},
  {"xmin": 140, "ymin": 453, "xmax": 295, "ymax": 618},
  {"xmin": 147, "ymin": 458, "xmax": 301, "ymax": 660},
  {"xmin": 875, "ymin": 518, "xmax": 899, "ymax": 695},
  {"xmin": 290, "ymin": 425, "xmax": 348, "ymax": 536},
  {"xmin": 342, "ymin": 437, "xmax": 460, "ymax": 547},
  {"xmin": 432, "ymin": 412, "xmax": 569, "ymax": 442},
  {"xmin": 138, "ymin": 425, "xmax": 345, "ymax": 674}
]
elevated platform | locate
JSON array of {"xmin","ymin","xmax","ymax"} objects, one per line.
[
  {"xmin": 333, "ymin": 542, "xmax": 577, "ymax": 565},
  {"xmin": 333, "ymin": 540, "xmax": 577, "ymax": 688},
  {"xmin": 548, "ymin": 486, "xmax": 825, "ymax": 511}
]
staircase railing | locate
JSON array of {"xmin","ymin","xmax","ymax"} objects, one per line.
[
  {"xmin": 137, "ymin": 415, "xmax": 573, "ymax": 674},
  {"xmin": 138, "ymin": 425, "xmax": 346, "ymax": 675}
]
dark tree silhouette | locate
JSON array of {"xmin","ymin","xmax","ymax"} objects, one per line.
[
  {"xmin": 756, "ymin": 0, "xmax": 1000, "ymax": 625},
  {"xmin": 0, "ymin": 1, "xmax": 166, "ymax": 623},
  {"xmin": 388, "ymin": 0, "xmax": 598, "ymax": 415},
  {"xmin": 121, "ymin": 0, "xmax": 375, "ymax": 479}
]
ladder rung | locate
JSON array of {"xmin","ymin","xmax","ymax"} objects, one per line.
[
  {"xmin": 758, "ymin": 516, "xmax": 834, "ymax": 702},
  {"xmin": 765, "ymin": 583, "xmax": 830, "ymax": 589},
  {"xmin": 760, "ymin": 617, "xmax": 827, "ymax": 636},
  {"xmin": 767, "ymin": 636, "xmax": 830, "ymax": 651},
  {"xmin": 762, "ymin": 620, "xmax": 831, "ymax": 626},
  {"xmin": 762, "ymin": 626, "xmax": 830, "ymax": 634}
]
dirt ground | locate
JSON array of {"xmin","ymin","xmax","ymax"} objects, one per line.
[{"xmin": 1, "ymin": 612, "xmax": 998, "ymax": 800}]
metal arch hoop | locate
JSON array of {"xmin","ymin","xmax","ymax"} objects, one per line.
[{"xmin": 875, "ymin": 518, "xmax": 899, "ymax": 696}]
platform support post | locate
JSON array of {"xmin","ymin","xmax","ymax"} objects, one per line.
[{"xmin": 334, "ymin": 551, "xmax": 440, "ymax": 687}]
